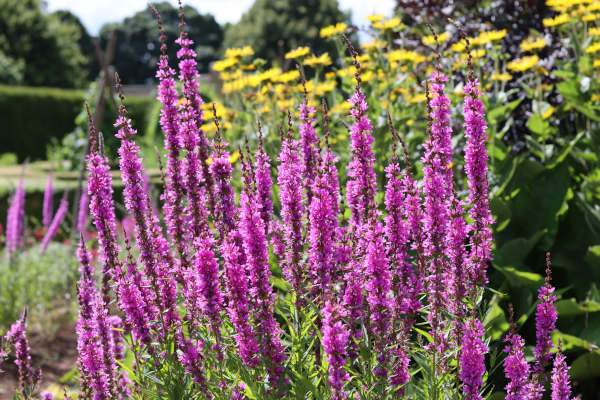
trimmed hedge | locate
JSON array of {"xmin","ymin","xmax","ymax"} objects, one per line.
[{"xmin": 0, "ymin": 85, "xmax": 156, "ymax": 162}]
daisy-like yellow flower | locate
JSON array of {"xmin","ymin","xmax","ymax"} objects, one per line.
[
  {"xmin": 472, "ymin": 29, "xmax": 507, "ymax": 45},
  {"xmin": 229, "ymin": 151, "xmax": 240, "ymax": 164},
  {"xmin": 407, "ymin": 93, "xmax": 427, "ymax": 104},
  {"xmin": 520, "ymin": 37, "xmax": 547, "ymax": 52},
  {"xmin": 542, "ymin": 105, "xmax": 556, "ymax": 119},
  {"xmin": 330, "ymin": 101, "xmax": 352, "ymax": 114},
  {"xmin": 285, "ymin": 46, "xmax": 310, "ymax": 59},
  {"xmin": 592, "ymin": 94, "xmax": 600, "ymax": 102},
  {"xmin": 315, "ymin": 80, "xmax": 337, "ymax": 95},
  {"xmin": 304, "ymin": 53, "xmax": 332, "ymax": 67},
  {"xmin": 362, "ymin": 39, "xmax": 387, "ymax": 51},
  {"xmin": 276, "ymin": 99, "xmax": 295, "ymax": 111},
  {"xmin": 337, "ymin": 66, "xmax": 355, "ymax": 78},
  {"xmin": 320, "ymin": 22, "xmax": 347, "ymax": 38},
  {"xmin": 586, "ymin": 42, "xmax": 600, "ymax": 53},
  {"xmin": 423, "ymin": 32, "xmax": 451, "ymax": 45},
  {"xmin": 593, "ymin": 59, "xmax": 600, "ymax": 68},
  {"xmin": 225, "ymin": 46, "xmax": 254, "ymax": 58},
  {"xmin": 386, "ymin": 49, "xmax": 426, "ymax": 64},
  {"xmin": 373, "ymin": 17, "xmax": 402, "ymax": 31},
  {"xmin": 276, "ymin": 70, "xmax": 300, "ymax": 83},
  {"xmin": 452, "ymin": 41, "xmax": 467, "ymax": 52},
  {"xmin": 366, "ymin": 14, "xmax": 384, "ymax": 23},
  {"xmin": 213, "ymin": 57, "xmax": 238, "ymax": 72},
  {"xmin": 583, "ymin": 12, "xmax": 600, "ymax": 21},
  {"xmin": 491, "ymin": 72, "xmax": 513, "ymax": 82},
  {"xmin": 589, "ymin": 27, "xmax": 600, "ymax": 36},
  {"xmin": 325, "ymin": 72, "xmax": 336, "ymax": 79},
  {"xmin": 241, "ymin": 63, "xmax": 256, "ymax": 71},
  {"xmin": 507, "ymin": 55, "xmax": 539, "ymax": 72},
  {"xmin": 543, "ymin": 13, "xmax": 571, "ymax": 26}
]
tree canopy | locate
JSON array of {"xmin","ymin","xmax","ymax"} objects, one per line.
[
  {"xmin": 99, "ymin": 2, "xmax": 223, "ymax": 84},
  {"xmin": 0, "ymin": 0, "xmax": 88, "ymax": 87},
  {"xmin": 224, "ymin": 0, "xmax": 350, "ymax": 64}
]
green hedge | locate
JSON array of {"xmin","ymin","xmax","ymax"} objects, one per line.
[{"xmin": 0, "ymin": 84, "xmax": 156, "ymax": 162}]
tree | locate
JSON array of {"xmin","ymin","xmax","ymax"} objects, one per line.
[
  {"xmin": 224, "ymin": 0, "xmax": 350, "ymax": 64},
  {"xmin": 99, "ymin": 2, "xmax": 223, "ymax": 84},
  {"xmin": 0, "ymin": 0, "xmax": 88, "ymax": 87}
]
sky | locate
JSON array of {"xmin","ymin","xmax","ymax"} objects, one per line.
[{"xmin": 45, "ymin": 0, "xmax": 396, "ymax": 37}]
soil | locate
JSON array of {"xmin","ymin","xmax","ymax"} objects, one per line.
[{"xmin": 0, "ymin": 323, "xmax": 78, "ymax": 399}]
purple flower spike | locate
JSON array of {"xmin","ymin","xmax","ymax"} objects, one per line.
[
  {"xmin": 6, "ymin": 178, "xmax": 25, "ymax": 257},
  {"xmin": 5, "ymin": 311, "xmax": 41, "ymax": 394},
  {"xmin": 78, "ymin": 186, "xmax": 89, "ymax": 233},
  {"xmin": 322, "ymin": 301, "xmax": 349, "ymax": 400},
  {"xmin": 551, "ymin": 343, "xmax": 572, "ymax": 400},
  {"xmin": 39, "ymin": 197, "xmax": 68, "ymax": 254},
  {"xmin": 534, "ymin": 253, "xmax": 558, "ymax": 374},
  {"xmin": 459, "ymin": 318, "xmax": 488, "ymax": 400},
  {"xmin": 43, "ymin": 174, "xmax": 54, "ymax": 228}
]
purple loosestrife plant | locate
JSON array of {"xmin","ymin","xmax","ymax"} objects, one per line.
[
  {"xmin": 176, "ymin": 17, "xmax": 210, "ymax": 239},
  {"xmin": 551, "ymin": 343, "xmax": 572, "ymax": 400},
  {"xmin": 298, "ymin": 92, "xmax": 320, "ymax": 211},
  {"xmin": 6, "ymin": 178, "xmax": 25, "ymax": 257},
  {"xmin": 42, "ymin": 174, "xmax": 54, "ymax": 228},
  {"xmin": 39, "ymin": 196, "xmax": 68, "ymax": 254},
  {"xmin": 277, "ymin": 116, "xmax": 305, "ymax": 298},
  {"xmin": 254, "ymin": 127, "xmax": 274, "ymax": 231},
  {"xmin": 77, "ymin": 185, "xmax": 89, "ymax": 233},
  {"xmin": 85, "ymin": 104, "xmax": 121, "ymax": 306},
  {"xmin": 5, "ymin": 310, "xmax": 41, "ymax": 395},
  {"xmin": 76, "ymin": 238, "xmax": 112, "ymax": 399},
  {"xmin": 504, "ymin": 331, "xmax": 536, "ymax": 400},
  {"xmin": 459, "ymin": 318, "xmax": 488, "ymax": 400},
  {"xmin": 463, "ymin": 78, "xmax": 493, "ymax": 287},
  {"xmin": 322, "ymin": 301, "xmax": 350, "ymax": 400},
  {"xmin": 534, "ymin": 253, "xmax": 558, "ymax": 374}
]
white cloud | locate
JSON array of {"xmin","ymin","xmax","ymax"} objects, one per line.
[{"xmin": 46, "ymin": 0, "xmax": 395, "ymax": 37}]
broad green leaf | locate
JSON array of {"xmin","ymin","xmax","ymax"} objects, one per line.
[
  {"xmin": 570, "ymin": 351, "xmax": 600, "ymax": 381},
  {"xmin": 493, "ymin": 264, "xmax": 544, "ymax": 289},
  {"xmin": 495, "ymin": 230, "xmax": 546, "ymax": 266},
  {"xmin": 484, "ymin": 302, "xmax": 509, "ymax": 341},
  {"xmin": 556, "ymin": 298, "xmax": 600, "ymax": 317},
  {"xmin": 553, "ymin": 331, "xmax": 599, "ymax": 352}
]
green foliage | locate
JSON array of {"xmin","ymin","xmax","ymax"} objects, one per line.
[
  {"xmin": 99, "ymin": 2, "xmax": 223, "ymax": 84},
  {"xmin": 224, "ymin": 0, "xmax": 350, "ymax": 63},
  {"xmin": 0, "ymin": 0, "xmax": 89, "ymax": 88},
  {"xmin": 0, "ymin": 84, "xmax": 84, "ymax": 161},
  {"xmin": 0, "ymin": 243, "xmax": 79, "ymax": 333}
]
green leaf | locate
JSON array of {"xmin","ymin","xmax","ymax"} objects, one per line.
[
  {"xmin": 556, "ymin": 298, "xmax": 600, "ymax": 317},
  {"xmin": 553, "ymin": 331, "xmax": 599, "ymax": 352},
  {"xmin": 557, "ymin": 80, "xmax": 582, "ymax": 104},
  {"xmin": 495, "ymin": 230, "xmax": 546, "ymax": 266},
  {"xmin": 570, "ymin": 351, "xmax": 600, "ymax": 381},
  {"xmin": 484, "ymin": 302, "xmax": 509, "ymax": 341},
  {"xmin": 526, "ymin": 113, "xmax": 553, "ymax": 138},
  {"xmin": 493, "ymin": 264, "xmax": 544, "ymax": 289},
  {"xmin": 487, "ymin": 99, "xmax": 522, "ymax": 126}
]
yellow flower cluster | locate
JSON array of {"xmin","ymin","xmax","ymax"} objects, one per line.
[
  {"xmin": 362, "ymin": 40, "xmax": 387, "ymax": 51},
  {"xmin": 543, "ymin": 13, "xmax": 571, "ymax": 26},
  {"xmin": 225, "ymin": 46, "xmax": 254, "ymax": 58},
  {"xmin": 386, "ymin": 49, "xmax": 426, "ymax": 64},
  {"xmin": 285, "ymin": 46, "xmax": 310, "ymax": 59},
  {"xmin": 213, "ymin": 58, "xmax": 238, "ymax": 72},
  {"xmin": 366, "ymin": 14, "xmax": 384, "ymax": 23},
  {"xmin": 470, "ymin": 29, "xmax": 507, "ymax": 45},
  {"xmin": 520, "ymin": 37, "xmax": 547, "ymax": 52},
  {"xmin": 491, "ymin": 72, "xmax": 513, "ymax": 82},
  {"xmin": 423, "ymin": 32, "xmax": 451, "ymax": 45},
  {"xmin": 320, "ymin": 22, "xmax": 347, "ymax": 38},
  {"xmin": 507, "ymin": 55, "xmax": 539, "ymax": 71},
  {"xmin": 304, "ymin": 53, "xmax": 332, "ymax": 67},
  {"xmin": 589, "ymin": 27, "xmax": 600, "ymax": 36},
  {"xmin": 585, "ymin": 42, "xmax": 600, "ymax": 53},
  {"xmin": 372, "ymin": 17, "xmax": 402, "ymax": 31}
]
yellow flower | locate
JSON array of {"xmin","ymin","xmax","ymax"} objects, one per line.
[
  {"xmin": 589, "ymin": 27, "xmax": 600, "ymax": 36},
  {"xmin": 582, "ymin": 12, "xmax": 600, "ymax": 21},
  {"xmin": 304, "ymin": 53, "xmax": 332, "ymax": 67},
  {"xmin": 277, "ymin": 99, "xmax": 295, "ymax": 111},
  {"xmin": 543, "ymin": 13, "xmax": 571, "ymax": 26},
  {"xmin": 325, "ymin": 72, "xmax": 336, "ymax": 79},
  {"xmin": 225, "ymin": 46, "xmax": 254, "ymax": 58},
  {"xmin": 373, "ymin": 17, "xmax": 402, "ymax": 31},
  {"xmin": 406, "ymin": 119, "xmax": 414, "ymax": 126},
  {"xmin": 229, "ymin": 151, "xmax": 240, "ymax": 164},
  {"xmin": 594, "ymin": 59, "xmax": 600, "ymax": 68},
  {"xmin": 542, "ymin": 106, "xmax": 555, "ymax": 119},
  {"xmin": 520, "ymin": 37, "xmax": 547, "ymax": 52},
  {"xmin": 337, "ymin": 66, "xmax": 355, "ymax": 78},
  {"xmin": 275, "ymin": 70, "xmax": 300, "ymax": 83},
  {"xmin": 507, "ymin": 55, "xmax": 539, "ymax": 72},
  {"xmin": 423, "ymin": 32, "xmax": 451, "ymax": 45},
  {"xmin": 588, "ymin": 2, "xmax": 600, "ymax": 12},
  {"xmin": 212, "ymin": 58, "xmax": 238, "ymax": 72},
  {"xmin": 366, "ymin": 14, "xmax": 384, "ymax": 23},
  {"xmin": 452, "ymin": 41, "xmax": 467, "ymax": 52},
  {"xmin": 407, "ymin": 93, "xmax": 427, "ymax": 104},
  {"xmin": 320, "ymin": 22, "xmax": 347, "ymax": 38},
  {"xmin": 285, "ymin": 46, "xmax": 310, "ymax": 59},
  {"xmin": 386, "ymin": 49, "xmax": 426, "ymax": 64},
  {"xmin": 585, "ymin": 42, "xmax": 600, "ymax": 53},
  {"xmin": 362, "ymin": 39, "xmax": 387, "ymax": 51},
  {"xmin": 330, "ymin": 101, "xmax": 352, "ymax": 114},
  {"xmin": 241, "ymin": 63, "xmax": 256, "ymax": 71},
  {"xmin": 315, "ymin": 80, "xmax": 337, "ymax": 95},
  {"xmin": 472, "ymin": 29, "xmax": 507, "ymax": 45},
  {"xmin": 592, "ymin": 94, "xmax": 600, "ymax": 102},
  {"xmin": 491, "ymin": 72, "xmax": 513, "ymax": 81}
]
